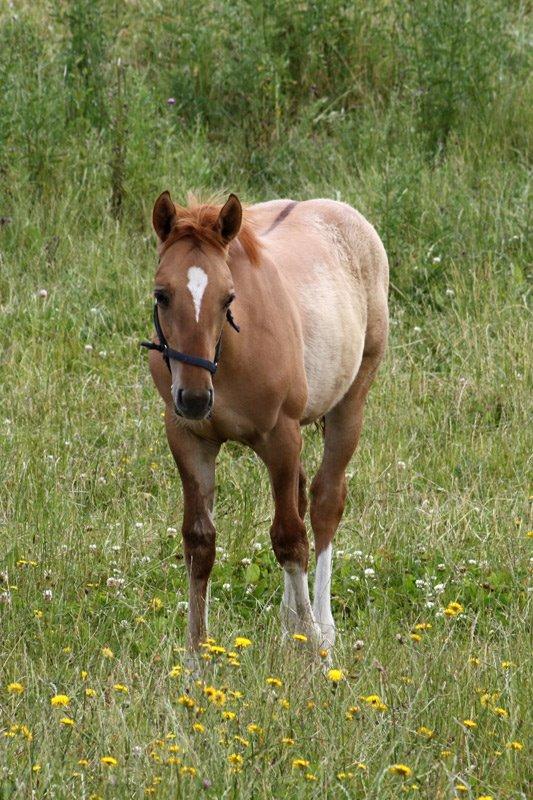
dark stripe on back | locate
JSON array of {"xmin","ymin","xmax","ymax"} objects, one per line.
[{"xmin": 262, "ymin": 201, "xmax": 298, "ymax": 235}]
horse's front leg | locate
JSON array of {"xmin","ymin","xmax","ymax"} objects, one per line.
[
  {"xmin": 255, "ymin": 419, "xmax": 320, "ymax": 647},
  {"xmin": 165, "ymin": 408, "xmax": 220, "ymax": 652}
]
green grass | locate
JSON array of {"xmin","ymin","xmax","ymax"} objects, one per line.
[{"xmin": 0, "ymin": 1, "xmax": 531, "ymax": 798}]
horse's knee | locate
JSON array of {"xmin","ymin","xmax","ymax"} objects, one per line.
[
  {"xmin": 270, "ymin": 515, "xmax": 309, "ymax": 569},
  {"xmin": 182, "ymin": 517, "xmax": 216, "ymax": 580}
]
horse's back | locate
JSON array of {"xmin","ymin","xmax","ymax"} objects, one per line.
[{"xmin": 249, "ymin": 199, "xmax": 389, "ymax": 422}]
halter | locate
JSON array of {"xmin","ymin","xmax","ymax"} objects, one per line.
[{"xmin": 140, "ymin": 302, "xmax": 240, "ymax": 375}]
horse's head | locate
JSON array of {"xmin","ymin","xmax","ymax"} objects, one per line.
[{"xmin": 151, "ymin": 191, "xmax": 242, "ymax": 420}]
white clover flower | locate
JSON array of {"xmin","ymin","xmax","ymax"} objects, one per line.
[
  {"xmin": 43, "ymin": 589, "xmax": 53, "ymax": 602},
  {"xmin": 253, "ymin": 542, "xmax": 262, "ymax": 551},
  {"xmin": 106, "ymin": 577, "xmax": 125, "ymax": 589},
  {"xmin": 433, "ymin": 583, "xmax": 445, "ymax": 594},
  {"xmin": 413, "ymin": 326, "xmax": 422, "ymax": 333},
  {"xmin": 241, "ymin": 557, "xmax": 251, "ymax": 566},
  {"xmin": 37, "ymin": 288, "xmax": 48, "ymax": 298},
  {"xmin": 354, "ymin": 639, "xmax": 365, "ymax": 650},
  {"xmin": 222, "ymin": 583, "xmax": 231, "ymax": 591},
  {"xmin": 415, "ymin": 579, "xmax": 426, "ymax": 589},
  {"xmin": 0, "ymin": 591, "xmax": 11, "ymax": 605},
  {"xmin": 84, "ymin": 344, "xmax": 93, "ymax": 352},
  {"xmin": 364, "ymin": 567, "xmax": 375, "ymax": 577},
  {"xmin": 167, "ymin": 526, "xmax": 177, "ymax": 534},
  {"xmin": 445, "ymin": 288, "xmax": 455, "ymax": 296}
]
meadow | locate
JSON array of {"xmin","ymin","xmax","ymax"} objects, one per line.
[{"xmin": 0, "ymin": 1, "xmax": 531, "ymax": 798}]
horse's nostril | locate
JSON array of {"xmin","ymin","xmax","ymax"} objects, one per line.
[{"xmin": 176, "ymin": 388, "xmax": 213, "ymax": 420}]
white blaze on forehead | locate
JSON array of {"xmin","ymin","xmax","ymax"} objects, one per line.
[{"xmin": 187, "ymin": 266, "xmax": 208, "ymax": 322}]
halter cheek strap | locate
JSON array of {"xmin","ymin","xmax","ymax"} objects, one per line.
[{"xmin": 140, "ymin": 302, "xmax": 240, "ymax": 375}]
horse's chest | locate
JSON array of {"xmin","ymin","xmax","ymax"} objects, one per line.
[{"xmin": 297, "ymin": 266, "xmax": 365, "ymax": 422}]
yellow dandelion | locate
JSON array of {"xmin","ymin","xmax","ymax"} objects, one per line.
[
  {"xmin": 192, "ymin": 722, "xmax": 205, "ymax": 733},
  {"xmin": 223, "ymin": 711, "xmax": 237, "ymax": 720},
  {"xmin": 356, "ymin": 762, "xmax": 367, "ymax": 770},
  {"xmin": 101, "ymin": 647, "xmax": 114, "ymax": 659},
  {"xmin": 506, "ymin": 741, "xmax": 523, "ymax": 750},
  {"xmin": 468, "ymin": 657, "xmax": 480, "ymax": 666},
  {"xmin": 7, "ymin": 682, "xmax": 24, "ymax": 694},
  {"xmin": 337, "ymin": 771, "xmax": 354, "ymax": 780},
  {"xmin": 444, "ymin": 601, "xmax": 464, "ymax": 617},
  {"xmin": 180, "ymin": 766, "xmax": 197, "ymax": 777},
  {"xmin": 319, "ymin": 648, "xmax": 329, "ymax": 658},
  {"xmin": 266, "ymin": 677, "xmax": 282, "ymax": 687},
  {"xmin": 440, "ymin": 749, "xmax": 453, "ymax": 757},
  {"xmin": 166, "ymin": 756, "xmax": 181, "ymax": 765},
  {"xmin": 389, "ymin": 764, "xmax": 412, "ymax": 777},
  {"xmin": 149, "ymin": 597, "xmax": 163, "ymax": 611},
  {"xmin": 51, "ymin": 694, "xmax": 70, "ymax": 707},
  {"xmin": 501, "ymin": 660, "xmax": 516, "ymax": 669},
  {"xmin": 100, "ymin": 756, "xmax": 118, "ymax": 767},
  {"xmin": 414, "ymin": 622, "xmax": 432, "ymax": 630},
  {"xmin": 234, "ymin": 637, "xmax": 252, "ymax": 649},
  {"xmin": 346, "ymin": 705, "xmax": 360, "ymax": 719},
  {"xmin": 292, "ymin": 758, "xmax": 310, "ymax": 769},
  {"xmin": 113, "ymin": 684, "xmax": 129, "ymax": 694},
  {"xmin": 168, "ymin": 665, "xmax": 182, "ymax": 678},
  {"xmin": 85, "ymin": 688, "xmax": 96, "ymax": 698},
  {"xmin": 305, "ymin": 773, "xmax": 317, "ymax": 781},
  {"xmin": 32, "ymin": 764, "xmax": 41, "ymax": 773},
  {"xmin": 292, "ymin": 633, "xmax": 308, "ymax": 642},
  {"xmin": 234, "ymin": 735, "xmax": 249, "ymax": 747},
  {"xmin": 360, "ymin": 693, "xmax": 388, "ymax": 712},
  {"xmin": 492, "ymin": 706, "xmax": 508, "ymax": 718},
  {"xmin": 228, "ymin": 753, "xmax": 243, "ymax": 766},
  {"xmin": 410, "ymin": 633, "xmax": 422, "ymax": 642},
  {"xmin": 59, "ymin": 717, "xmax": 75, "ymax": 726},
  {"xmin": 247, "ymin": 723, "xmax": 262, "ymax": 735},
  {"xmin": 34, "ymin": 610, "xmax": 43, "ymax": 619},
  {"xmin": 177, "ymin": 694, "xmax": 195, "ymax": 708},
  {"xmin": 477, "ymin": 796, "xmax": 493, "ymax": 800},
  {"xmin": 463, "ymin": 719, "xmax": 477, "ymax": 729},
  {"xmin": 168, "ymin": 745, "xmax": 181, "ymax": 753},
  {"xmin": 417, "ymin": 726, "xmax": 434, "ymax": 738},
  {"xmin": 78, "ymin": 759, "xmax": 89, "ymax": 766},
  {"xmin": 279, "ymin": 698, "xmax": 290, "ymax": 709},
  {"xmin": 80, "ymin": 670, "xmax": 88, "ymax": 680},
  {"xmin": 281, "ymin": 737, "xmax": 295, "ymax": 746},
  {"xmin": 326, "ymin": 668, "xmax": 344, "ymax": 683}
]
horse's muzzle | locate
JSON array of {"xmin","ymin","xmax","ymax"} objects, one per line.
[{"xmin": 174, "ymin": 388, "xmax": 213, "ymax": 420}]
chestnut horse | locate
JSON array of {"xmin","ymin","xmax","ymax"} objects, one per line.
[{"xmin": 143, "ymin": 192, "xmax": 389, "ymax": 658}]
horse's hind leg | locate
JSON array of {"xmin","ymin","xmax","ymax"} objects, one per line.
[{"xmin": 310, "ymin": 350, "xmax": 384, "ymax": 652}]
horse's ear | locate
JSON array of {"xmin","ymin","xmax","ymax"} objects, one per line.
[
  {"xmin": 152, "ymin": 191, "xmax": 176, "ymax": 242},
  {"xmin": 217, "ymin": 193, "xmax": 242, "ymax": 243}
]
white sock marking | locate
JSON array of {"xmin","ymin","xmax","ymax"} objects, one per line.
[
  {"xmin": 187, "ymin": 266, "xmax": 208, "ymax": 322},
  {"xmin": 313, "ymin": 544, "xmax": 335, "ymax": 647}
]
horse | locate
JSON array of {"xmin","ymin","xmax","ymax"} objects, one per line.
[{"xmin": 142, "ymin": 191, "xmax": 389, "ymax": 659}]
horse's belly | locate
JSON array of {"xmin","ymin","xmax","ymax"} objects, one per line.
[{"xmin": 297, "ymin": 265, "xmax": 365, "ymax": 423}]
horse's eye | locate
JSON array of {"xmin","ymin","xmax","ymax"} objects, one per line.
[
  {"xmin": 154, "ymin": 290, "xmax": 169, "ymax": 306},
  {"xmin": 223, "ymin": 293, "xmax": 235, "ymax": 309}
]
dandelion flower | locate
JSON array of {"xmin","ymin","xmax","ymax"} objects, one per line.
[
  {"xmin": 234, "ymin": 735, "xmax": 249, "ymax": 747},
  {"xmin": 246, "ymin": 723, "xmax": 262, "ymax": 735},
  {"xmin": 85, "ymin": 688, "xmax": 96, "ymax": 698},
  {"xmin": 192, "ymin": 722, "xmax": 205, "ymax": 733},
  {"xmin": 32, "ymin": 764, "xmax": 41, "ymax": 773},
  {"xmin": 78, "ymin": 759, "xmax": 89, "ymax": 766},
  {"xmin": 180, "ymin": 766, "xmax": 197, "ymax": 777},
  {"xmin": 501, "ymin": 661, "xmax": 516, "ymax": 669},
  {"xmin": 506, "ymin": 741, "xmax": 523, "ymax": 750},
  {"xmin": 113, "ymin": 684, "xmax": 129, "ymax": 694},
  {"xmin": 234, "ymin": 637, "xmax": 252, "ymax": 649},
  {"xmin": 463, "ymin": 719, "xmax": 477, "ymax": 729},
  {"xmin": 326, "ymin": 668, "xmax": 344, "ymax": 683},
  {"xmin": 51, "ymin": 694, "xmax": 70, "ymax": 707},
  {"xmin": 493, "ymin": 706, "xmax": 508, "ymax": 717},
  {"xmin": 477, "ymin": 796, "xmax": 493, "ymax": 800},
  {"xmin": 59, "ymin": 717, "xmax": 75, "ymax": 726},
  {"xmin": 360, "ymin": 693, "xmax": 388, "ymax": 712},
  {"xmin": 169, "ymin": 665, "xmax": 182, "ymax": 678},
  {"xmin": 292, "ymin": 633, "xmax": 307, "ymax": 642},
  {"xmin": 101, "ymin": 647, "xmax": 114, "ymax": 659},
  {"xmin": 388, "ymin": 764, "xmax": 412, "ymax": 777},
  {"xmin": 7, "ymin": 683, "xmax": 24, "ymax": 694},
  {"xmin": 444, "ymin": 601, "xmax": 464, "ymax": 617},
  {"xmin": 149, "ymin": 597, "xmax": 163, "ymax": 611},
  {"xmin": 177, "ymin": 695, "xmax": 195, "ymax": 708},
  {"xmin": 417, "ymin": 726, "xmax": 434, "ymax": 738},
  {"xmin": 281, "ymin": 737, "xmax": 295, "ymax": 746},
  {"xmin": 410, "ymin": 633, "xmax": 422, "ymax": 642},
  {"xmin": 228, "ymin": 753, "xmax": 243, "ymax": 766},
  {"xmin": 223, "ymin": 711, "xmax": 237, "ymax": 720},
  {"xmin": 100, "ymin": 756, "xmax": 118, "ymax": 767},
  {"xmin": 266, "ymin": 677, "xmax": 282, "ymax": 687},
  {"xmin": 305, "ymin": 773, "xmax": 317, "ymax": 781},
  {"xmin": 414, "ymin": 622, "xmax": 432, "ymax": 631},
  {"xmin": 468, "ymin": 656, "xmax": 480, "ymax": 666},
  {"xmin": 80, "ymin": 670, "xmax": 88, "ymax": 680},
  {"xmin": 346, "ymin": 705, "xmax": 360, "ymax": 719},
  {"xmin": 292, "ymin": 758, "xmax": 310, "ymax": 769}
]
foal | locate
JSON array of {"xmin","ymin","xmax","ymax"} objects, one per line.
[{"xmin": 143, "ymin": 192, "xmax": 389, "ymax": 657}]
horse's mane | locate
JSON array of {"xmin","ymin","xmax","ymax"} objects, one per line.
[{"xmin": 162, "ymin": 194, "xmax": 262, "ymax": 267}]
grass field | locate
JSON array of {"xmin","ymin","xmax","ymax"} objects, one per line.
[{"xmin": 0, "ymin": 1, "xmax": 531, "ymax": 798}]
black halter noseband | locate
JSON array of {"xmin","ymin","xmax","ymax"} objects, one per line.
[{"xmin": 140, "ymin": 302, "xmax": 240, "ymax": 375}]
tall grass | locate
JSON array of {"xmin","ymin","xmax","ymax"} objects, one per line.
[{"xmin": 0, "ymin": 1, "xmax": 530, "ymax": 798}]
